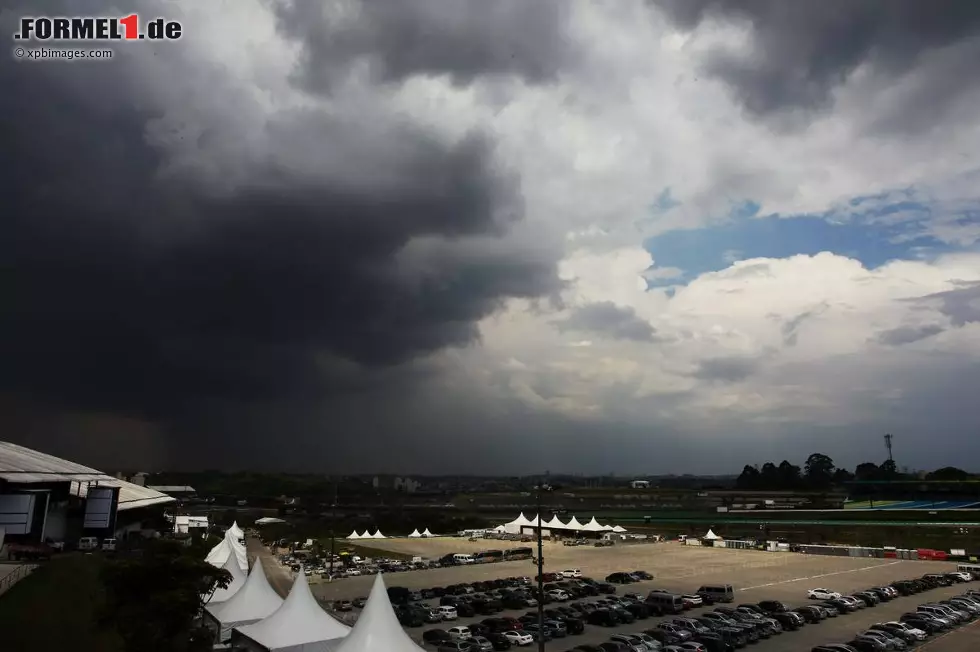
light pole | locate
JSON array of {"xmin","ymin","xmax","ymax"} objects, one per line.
[
  {"xmin": 535, "ymin": 472, "xmax": 550, "ymax": 652},
  {"xmin": 328, "ymin": 479, "xmax": 338, "ymax": 581}
]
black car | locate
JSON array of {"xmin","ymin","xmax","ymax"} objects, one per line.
[
  {"xmin": 587, "ymin": 609, "xmax": 620, "ymax": 627},
  {"xmin": 899, "ymin": 615, "xmax": 944, "ymax": 634},
  {"xmin": 422, "ymin": 629, "xmax": 451, "ymax": 644},
  {"xmin": 792, "ymin": 606, "xmax": 822, "ymax": 623},
  {"xmin": 695, "ymin": 631, "xmax": 733, "ymax": 652},
  {"xmin": 631, "ymin": 570, "xmax": 654, "ymax": 580},
  {"xmin": 485, "ymin": 633, "xmax": 512, "ymax": 650},
  {"xmin": 624, "ymin": 602, "xmax": 650, "ymax": 620},
  {"xmin": 597, "ymin": 583, "xmax": 618, "ymax": 595},
  {"xmin": 606, "ymin": 573, "xmax": 636, "ymax": 584},
  {"xmin": 757, "ymin": 600, "xmax": 790, "ymax": 614},
  {"xmin": 852, "ymin": 592, "xmax": 879, "ymax": 607}
]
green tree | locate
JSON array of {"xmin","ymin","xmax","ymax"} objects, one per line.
[
  {"xmin": 777, "ymin": 460, "xmax": 802, "ymax": 489},
  {"xmin": 101, "ymin": 540, "xmax": 230, "ymax": 652},
  {"xmin": 854, "ymin": 462, "xmax": 880, "ymax": 481},
  {"xmin": 759, "ymin": 462, "xmax": 778, "ymax": 489},
  {"xmin": 736, "ymin": 465, "xmax": 761, "ymax": 490},
  {"xmin": 926, "ymin": 466, "xmax": 970, "ymax": 481},
  {"xmin": 832, "ymin": 467, "xmax": 854, "ymax": 484},
  {"xmin": 804, "ymin": 453, "xmax": 836, "ymax": 489}
]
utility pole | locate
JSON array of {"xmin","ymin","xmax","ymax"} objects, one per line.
[
  {"xmin": 884, "ymin": 434, "xmax": 894, "ymax": 462},
  {"xmin": 535, "ymin": 471, "xmax": 549, "ymax": 652},
  {"xmin": 328, "ymin": 479, "xmax": 338, "ymax": 581}
]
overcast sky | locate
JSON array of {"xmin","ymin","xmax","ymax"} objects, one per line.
[{"xmin": 3, "ymin": 0, "xmax": 979, "ymax": 475}]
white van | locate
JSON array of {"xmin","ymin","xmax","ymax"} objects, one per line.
[
  {"xmin": 452, "ymin": 553, "xmax": 475, "ymax": 565},
  {"xmin": 78, "ymin": 537, "xmax": 99, "ymax": 551},
  {"xmin": 101, "ymin": 538, "xmax": 117, "ymax": 552},
  {"xmin": 447, "ymin": 626, "xmax": 471, "ymax": 640},
  {"xmin": 697, "ymin": 584, "xmax": 735, "ymax": 603},
  {"xmin": 438, "ymin": 605, "xmax": 458, "ymax": 621}
]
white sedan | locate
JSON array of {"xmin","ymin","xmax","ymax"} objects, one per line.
[
  {"xmin": 807, "ymin": 588, "xmax": 841, "ymax": 600},
  {"xmin": 502, "ymin": 631, "xmax": 534, "ymax": 646},
  {"xmin": 563, "ymin": 568, "xmax": 582, "ymax": 578}
]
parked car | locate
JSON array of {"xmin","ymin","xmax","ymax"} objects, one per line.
[{"xmin": 807, "ymin": 588, "xmax": 841, "ymax": 600}]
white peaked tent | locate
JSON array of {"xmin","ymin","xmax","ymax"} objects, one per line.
[
  {"xmin": 704, "ymin": 529, "xmax": 720, "ymax": 540},
  {"xmin": 611, "ymin": 525, "xmax": 627, "ymax": 533},
  {"xmin": 207, "ymin": 560, "xmax": 283, "ymax": 642},
  {"xmin": 544, "ymin": 515, "xmax": 566, "ymax": 529},
  {"xmin": 422, "ymin": 528, "xmax": 433, "ymax": 537},
  {"xmin": 235, "ymin": 568, "xmax": 351, "ymax": 651},
  {"xmin": 371, "ymin": 530, "xmax": 386, "ymax": 539},
  {"xmin": 582, "ymin": 517, "xmax": 606, "ymax": 532},
  {"xmin": 408, "ymin": 529, "xmax": 422, "ymax": 538},
  {"xmin": 565, "ymin": 516, "xmax": 585, "ymax": 530},
  {"xmin": 357, "ymin": 530, "xmax": 369, "ymax": 538},
  {"xmin": 347, "ymin": 531, "xmax": 362, "ymax": 540},
  {"xmin": 207, "ymin": 553, "xmax": 248, "ymax": 605},
  {"xmin": 228, "ymin": 521, "xmax": 244, "ymax": 540},
  {"xmin": 334, "ymin": 573, "xmax": 426, "ymax": 652},
  {"xmin": 206, "ymin": 536, "xmax": 248, "ymax": 572}
]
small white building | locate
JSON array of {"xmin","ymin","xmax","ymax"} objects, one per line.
[{"xmin": 630, "ymin": 480, "xmax": 650, "ymax": 489}]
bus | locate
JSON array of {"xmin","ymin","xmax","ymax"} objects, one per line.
[
  {"xmin": 503, "ymin": 547, "xmax": 533, "ymax": 561},
  {"xmin": 474, "ymin": 550, "xmax": 504, "ymax": 563}
]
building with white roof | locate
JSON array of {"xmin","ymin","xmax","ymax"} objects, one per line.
[{"xmin": 0, "ymin": 440, "xmax": 175, "ymax": 545}]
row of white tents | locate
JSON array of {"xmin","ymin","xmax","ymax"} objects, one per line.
[
  {"xmin": 494, "ymin": 513, "xmax": 627, "ymax": 535},
  {"xmin": 204, "ymin": 548, "xmax": 424, "ymax": 651},
  {"xmin": 347, "ymin": 530, "xmax": 387, "ymax": 540}
]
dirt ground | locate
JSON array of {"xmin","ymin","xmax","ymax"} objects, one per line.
[{"xmin": 309, "ymin": 536, "xmax": 959, "ymax": 603}]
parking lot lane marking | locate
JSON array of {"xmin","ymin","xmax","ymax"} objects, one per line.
[
  {"xmin": 738, "ymin": 560, "xmax": 903, "ymax": 591},
  {"xmin": 916, "ymin": 616, "xmax": 980, "ymax": 651}
]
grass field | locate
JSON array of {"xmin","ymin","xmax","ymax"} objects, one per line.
[{"xmin": 0, "ymin": 555, "xmax": 121, "ymax": 652}]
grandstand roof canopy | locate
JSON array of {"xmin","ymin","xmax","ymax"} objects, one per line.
[{"xmin": 0, "ymin": 440, "xmax": 175, "ymax": 510}]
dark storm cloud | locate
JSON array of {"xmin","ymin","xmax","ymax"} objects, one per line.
[
  {"xmin": 917, "ymin": 282, "xmax": 980, "ymax": 326},
  {"xmin": 875, "ymin": 324, "xmax": 945, "ymax": 347},
  {"xmin": 0, "ymin": 9, "xmax": 560, "ymax": 447},
  {"xmin": 654, "ymin": 0, "xmax": 980, "ymax": 120},
  {"xmin": 556, "ymin": 302, "xmax": 659, "ymax": 342},
  {"xmin": 692, "ymin": 356, "xmax": 758, "ymax": 382},
  {"xmin": 272, "ymin": 0, "xmax": 575, "ymax": 93}
]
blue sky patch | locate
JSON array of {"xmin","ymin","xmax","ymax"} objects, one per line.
[{"xmin": 642, "ymin": 190, "xmax": 962, "ymax": 287}]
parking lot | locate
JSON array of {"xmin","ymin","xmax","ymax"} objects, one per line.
[{"xmin": 307, "ymin": 537, "xmax": 973, "ymax": 649}]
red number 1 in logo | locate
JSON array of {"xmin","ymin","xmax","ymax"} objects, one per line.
[{"xmin": 120, "ymin": 14, "xmax": 138, "ymax": 40}]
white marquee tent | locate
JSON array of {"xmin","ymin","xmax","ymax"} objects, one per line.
[
  {"xmin": 333, "ymin": 573, "xmax": 426, "ymax": 652},
  {"xmin": 228, "ymin": 521, "xmax": 244, "ymax": 540},
  {"xmin": 611, "ymin": 525, "xmax": 627, "ymax": 533},
  {"xmin": 408, "ymin": 529, "xmax": 421, "ymax": 538},
  {"xmin": 206, "ymin": 560, "xmax": 284, "ymax": 642},
  {"xmin": 234, "ymin": 568, "xmax": 350, "ymax": 651},
  {"xmin": 421, "ymin": 528, "xmax": 433, "ymax": 537},
  {"xmin": 346, "ymin": 531, "xmax": 361, "ymax": 540},
  {"xmin": 206, "ymin": 534, "xmax": 248, "ymax": 572},
  {"xmin": 370, "ymin": 530, "xmax": 385, "ymax": 539},
  {"xmin": 565, "ymin": 516, "xmax": 585, "ymax": 530},
  {"xmin": 206, "ymin": 553, "xmax": 248, "ymax": 605},
  {"xmin": 581, "ymin": 517, "xmax": 606, "ymax": 532},
  {"xmin": 255, "ymin": 517, "xmax": 286, "ymax": 526},
  {"xmin": 704, "ymin": 529, "xmax": 721, "ymax": 541},
  {"xmin": 358, "ymin": 530, "xmax": 369, "ymax": 538},
  {"xmin": 544, "ymin": 515, "xmax": 567, "ymax": 529}
]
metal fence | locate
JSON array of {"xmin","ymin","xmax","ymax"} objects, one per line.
[{"xmin": 0, "ymin": 563, "xmax": 38, "ymax": 599}]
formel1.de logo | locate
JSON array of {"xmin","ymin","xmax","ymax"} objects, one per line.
[{"xmin": 14, "ymin": 15, "xmax": 182, "ymax": 41}]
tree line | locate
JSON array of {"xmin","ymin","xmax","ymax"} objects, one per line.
[{"xmin": 735, "ymin": 453, "xmax": 974, "ymax": 491}]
